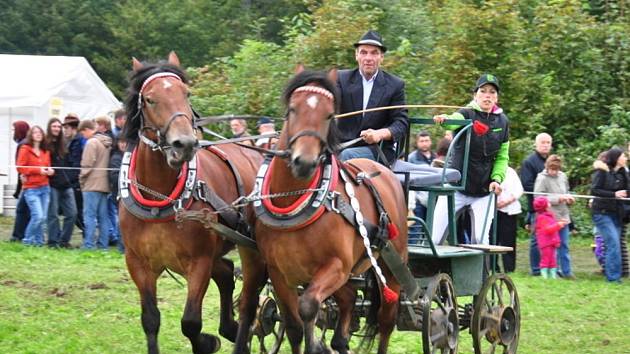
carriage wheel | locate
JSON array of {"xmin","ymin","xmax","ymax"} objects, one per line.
[
  {"xmin": 249, "ymin": 293, "xmax": 286, "ymax": 354},
  {"xmin": 421, "ymin": 273, "xmax": 459, "ymax": 354},
  {"xmin": 472, "ymin": 274, "xmax": 520, "ymax": 354}
]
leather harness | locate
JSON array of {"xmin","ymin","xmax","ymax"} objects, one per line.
[
  {"xmin": 119, "ymin": 144, "xmax": 251, "ymax": 237},
  {"xmin": 253, "ymin": 154, "xmax": 394, "ymax": 245}
]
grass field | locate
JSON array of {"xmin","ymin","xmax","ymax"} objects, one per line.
[{"xmin": 0, "ymin": 215, "xmax": 628, "ymax": 353}]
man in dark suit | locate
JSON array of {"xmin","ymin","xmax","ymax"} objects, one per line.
[{"xmin": 336, "ymin": 30, "xmax": 409, "ymax": 165}]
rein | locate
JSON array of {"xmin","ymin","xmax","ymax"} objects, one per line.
[{"xmin": 334, "ymin": 104, "xmax": 466, "ymax": 119}]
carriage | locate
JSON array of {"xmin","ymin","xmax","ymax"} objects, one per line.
[
  {"xmin": 245, "ymin": 117, "xmax": 521, "ymax": 354},
  {"xmin": 120, "ymin": 56, "xmax": 519, "ymax": 354}
]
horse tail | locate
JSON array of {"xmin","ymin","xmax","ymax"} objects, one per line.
[{"xmin": 357, "ymin": 269, "xmax": 380, "ymax": 351}]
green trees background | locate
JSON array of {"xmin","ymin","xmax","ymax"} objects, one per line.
[{"xmin": 1, "ymin": 0, "xmax": 628, "ymax": 184}]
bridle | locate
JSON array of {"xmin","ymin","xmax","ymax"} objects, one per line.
[
  {"xmin": 135, "ymin": 72, "xmax": 199, "ymax": 152},
  {"xmin": 283, "ymin": 85, "xmax": 336, "ymax": 162}
]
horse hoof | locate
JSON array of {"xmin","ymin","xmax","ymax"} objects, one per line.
[
  {"xmin": 197, "ymin": 333, "xmax": 221, "ymax": 354},
  {"xmin": 219, "ymin": 320, "xmax": 238, "ymax": 343}
]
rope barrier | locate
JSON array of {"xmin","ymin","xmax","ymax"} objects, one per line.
[
  {"xmin": 8, "ymin": 165, "xmax": 118, "ymax": 171},
  {"xmin": 522, "ymin": 191, "xmax": 630, "ymax": 202}
]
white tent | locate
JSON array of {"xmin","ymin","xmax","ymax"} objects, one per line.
[{"xmin": 0, "ymin": 54, "xmax": 121, "ymax": 188}]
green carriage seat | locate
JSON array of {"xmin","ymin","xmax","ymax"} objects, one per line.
[{"xmin": 396, "ymin": 118, "xmax": 474, "ymax": 249}]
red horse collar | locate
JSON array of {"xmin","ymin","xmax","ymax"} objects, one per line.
[
  {"xmin": 254, "ymin": 155, "xmax": 339, "ymax": 231},
  {"xmin": 119, "ymin": 145, "xmax": 197, "ymax": 222}
]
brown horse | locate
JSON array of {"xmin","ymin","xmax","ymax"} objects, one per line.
[
  {"xmin": 241, "ymin": 69, "xmax": 409, "ymax": 354},
  {"xmin": 119, "ymin": 52, "xmax": 264, "ymax": 354}
]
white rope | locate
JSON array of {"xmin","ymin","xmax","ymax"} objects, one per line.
[
  {"xmin": 8, "ymin": 165, "xmax": 118, "ymax": 171},
  {"xmin": 339, "ymin": 169, "xmax": 389, "ymax": 288},
  {"xmin": 523, "ymin": 191, "xmax": 630, "ymax": 202}
]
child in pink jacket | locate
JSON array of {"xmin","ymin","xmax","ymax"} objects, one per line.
[{"xmin": 533, "ymin": 197, "xmax": 567, "ymax": 279}]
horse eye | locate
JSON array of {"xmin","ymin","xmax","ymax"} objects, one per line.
[
  {"xmin": 145, "ymin": 97, "xmax": 155, "ymax": 105},
  {"xmin": 186, "ymin": 91, "xmax": 191, "ymax": 98}
]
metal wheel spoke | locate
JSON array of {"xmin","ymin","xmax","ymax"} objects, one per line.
[
  {"xmin": 271, "ymin": 326, "xmax": 281, "ymax": 340},
  {"xmin": 430, "ymin": 330, "xmax": 447, "ymax": 344},
  {"xmin": 444, "ymin": 283, "xmax": 455, "ymax": 307},
  {"xmin": 484, "ymin": 296, "xmax": 494, "ymax": 309},
  {"xmin": 431, "ymin": 346, "xmax": 445, "ymax": 354},
  {"xmin": 478, "ymin": 326, "xmax": 490, "ymax": 339},
  {"xmin": 434, "ymin": 297, "xmax": 448, "ymax": 314},
  {"xmin": 492, "ymin": 282, "xmax": 504, "ymax": 306},
  {"xmin": 258, "ymin": 334, "xmax": 268, "ymax": 353},
  {"xmin": 489, "ymin": 340, "xmax": 498, "ymax": 354}
]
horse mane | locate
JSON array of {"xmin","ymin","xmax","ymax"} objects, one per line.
[
  {"xmin": 122, "ymin": 61, "xmax": 189, "ymax": 143},
  {"xmin": 282, "ymin": 70, "xmax": 341, "ymax": 153}
]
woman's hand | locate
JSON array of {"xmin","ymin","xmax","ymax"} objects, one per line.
[
  {"xmin": 489, "ymin": 181, "xmax": 502, "ymax": 195},
  {"xmin": 41, "ymin": 167, "xmax": 54, "ymax": 176},
  {"xmin": 615, "ymin": 190, "xmax": 627, "ymax": 199}
]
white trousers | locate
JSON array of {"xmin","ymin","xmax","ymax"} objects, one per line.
[{"xmin": 431, "ymin": 192, "xmax": 495, "ymax": 245}]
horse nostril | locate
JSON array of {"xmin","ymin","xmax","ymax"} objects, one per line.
[
  {"xmin": 171, "ymin": 137, "xmax": 196, "ymax": 150},
  {"xmin": 172, "ymin": 140, "xmax": 184, "ymax": 149}
]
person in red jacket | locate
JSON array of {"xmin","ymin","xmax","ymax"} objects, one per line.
[
  {"xmin": 533, "ymin": 196, "xmax": 567, "ymax": 279},
  {"xmin": 16, "ymin": 126, "xmax": 54, "ymax": 246}
]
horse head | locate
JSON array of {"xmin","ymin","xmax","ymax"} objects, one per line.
[
  {"xmin": 124, "ymin": 52, "xmax": 198, "ymax": 169},
  {"xmin": 280, "ymin": 67, "xmax": 339, "ymax": 180}
]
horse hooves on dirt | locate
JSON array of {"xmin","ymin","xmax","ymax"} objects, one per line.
[{"xmin": 195, "ymin": 333, "xmax": 221, "ymax": 354}]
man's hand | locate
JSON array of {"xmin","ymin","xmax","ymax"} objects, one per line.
[
  {"xmin": 433, "ymin": 115, "xmax": 447, "ymax": 124},
  {"xmin": 360, "ymin": 128, "xmax": 390, "ymax": 144}
]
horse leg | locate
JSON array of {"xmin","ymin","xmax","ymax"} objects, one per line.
[
  {"xmin": 268, "ymin": 267, "xmax": 303, "ymax": 354},
  {"xmin": 233, "ymin": 247, "xmax": 268, "ymax": 354},
  {"xmin": 126, "ymin": 252, "xmax": 161, "ymax": 354},
  {"xmin": 300, "ymin": 259, "xmax": 347, "ymax": 354},
  {"xmin": 211, "ymin": 257, "xmax": 238, "ymax": 342},
  {"xmin": 331, "ymin": 284, "xmax": 357, "ymax": 354},
  {"xmin": 181, "ymin": 258, "xmax": 221, "ymax": 354},
  {"xmin": 376, "ymin": 268, "xmax": 400, "ymax": 354}
]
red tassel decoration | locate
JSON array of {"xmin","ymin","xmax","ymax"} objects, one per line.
[
  {"xmin": 387, "ymin": 223, "xmax": 399, "ymax": 240},
  {"xmin": 383, "ymin": 286, "xmax": 399, "ymax": 303}
]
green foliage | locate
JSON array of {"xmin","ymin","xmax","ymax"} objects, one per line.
[
  {"xmin": 188, "ymin": 40, "xmax": 291, "ymax": 135},
  {"xmin": 286, "ymin": 0, "xmax": 383, "ymax": 69},
  {"xmin": 560, "ymin": 104, "xmax": 630, "ymax": 185}
]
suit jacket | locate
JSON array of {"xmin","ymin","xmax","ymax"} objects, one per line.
[{"xmin": 336, "ymin": 69, "xmax": 408, "ymax": 163}]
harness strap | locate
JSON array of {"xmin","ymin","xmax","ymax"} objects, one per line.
[
  {"xmin": 343, "ymin": 161, "xmax": 392, "ymax": 244},
  {"xmin": 195, "ymin": 180, "xmax": 241, "ymax": 231},
  {"xmin": 324, "ymin": 192, "xmax": 379, "ymax": 238},
  {"xmin": 201, "ymin": 146, "xmax": 251, "ymax": 237}
]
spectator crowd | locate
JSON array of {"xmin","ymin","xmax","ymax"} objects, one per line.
[{"xmin": 10, "ymin": 110, "xmax": 127, "ymax": 252}]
